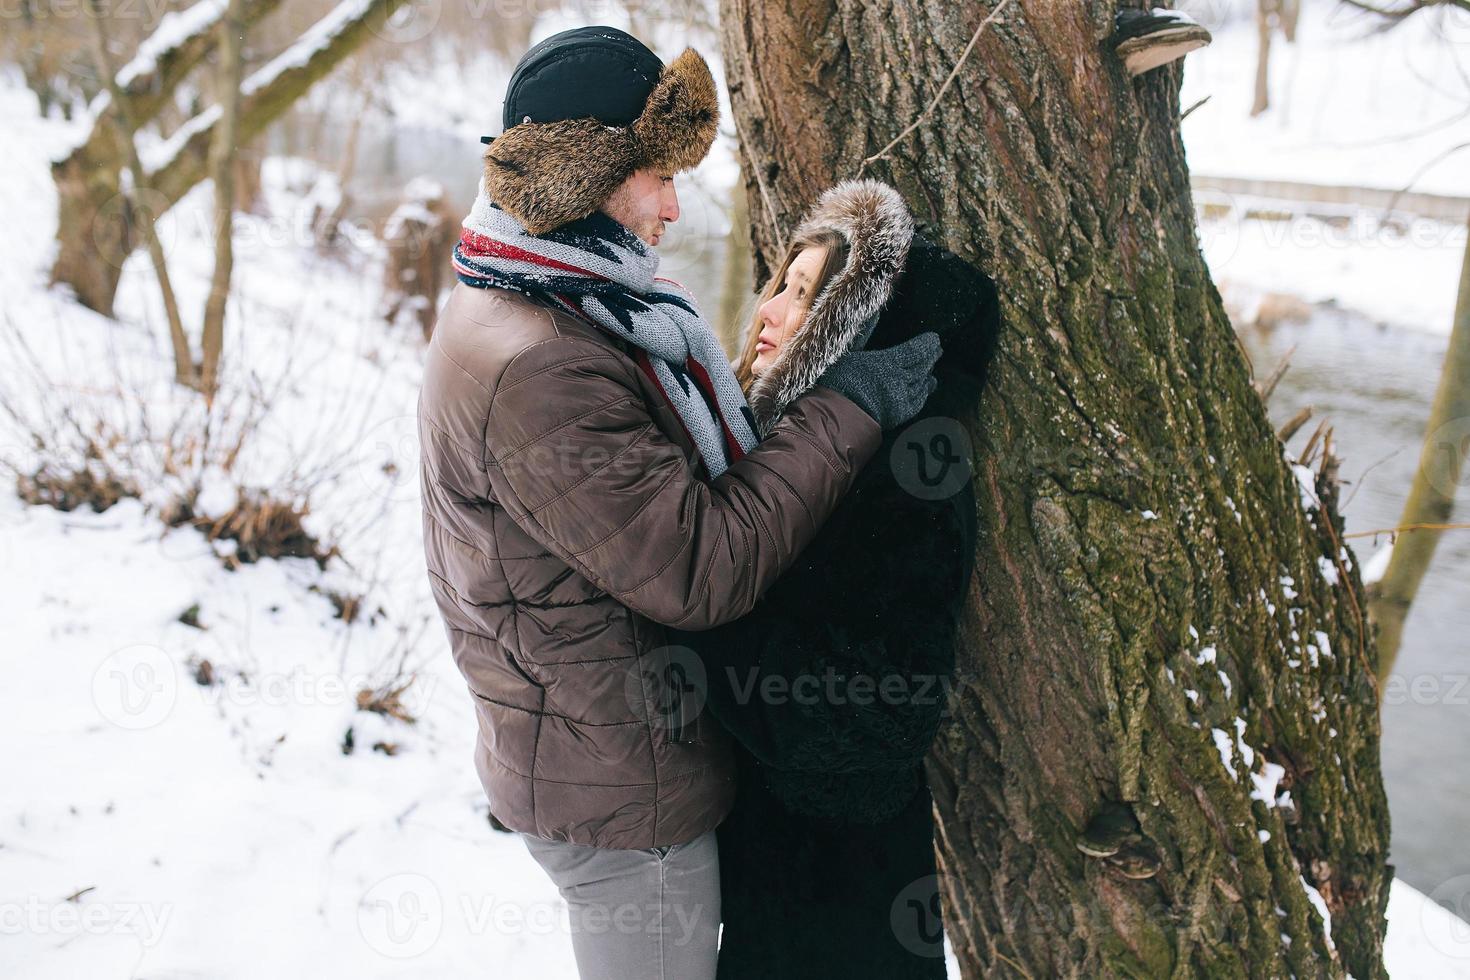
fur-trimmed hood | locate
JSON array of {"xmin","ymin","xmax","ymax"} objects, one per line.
[{"xmin": 745, "ymin": 180, "xmax": 915, "ymax": 434}]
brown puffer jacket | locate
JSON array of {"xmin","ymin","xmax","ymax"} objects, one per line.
[{"xmin": 417, "ymin": 281, "xmax": 882, "ymax": 849}]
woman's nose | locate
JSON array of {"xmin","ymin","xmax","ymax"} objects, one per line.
[{"xmin": 758, "ymin": 297, "xmax": 778, "ymax": 327}]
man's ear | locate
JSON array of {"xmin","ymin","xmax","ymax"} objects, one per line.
[
  {"xmin": 484, "ymin": 118, "xmax": 638, "ymax": 234},
  {"xmin": 599, "ymin": 171, "xmax": 635, "ymax": 222}
]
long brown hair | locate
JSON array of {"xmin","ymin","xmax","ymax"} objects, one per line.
[{"xmin": 732, "ymin": 228, "xmax": 849, "ymax": 392}]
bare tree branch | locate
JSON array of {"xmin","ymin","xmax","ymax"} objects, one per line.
[{"xmin": 1336, "ymin": 0, "xmax": 1470, "ymax": 32}]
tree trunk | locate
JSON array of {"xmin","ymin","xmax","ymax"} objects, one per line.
[
  {"xmin": 198, "ymin": 0, "xmax": 247, "ymax": 399},
  {"xmin": 83, "ymin": 0, "xmax": 192, "ymax": 386},
  {"xmin": 718, "ymin": 178, "xmax": 754, "ymax": 356},
  {"xmin": 1280, "ymin": 0, "xmax": 1301, "ymax": 43},
  {"xmin": 49, "ymin": 0, "xmax": 284, "ymax": 316},
  {"xmin": 720, "ymin": 2, "xmax": 1391, "ymax": 977},
  {"xmin": 50, "ymin": 0, "xmax": 403, "ymax": 317},
  {"xmin": 380, "ymin": 180, "xmax": 457, "ymax": 341},
  {"xmin": 1367, "ymin": 217, "xmax": 1470, "ymax": 676},
  {"xmin": 1252, "ymin": 0, "xmax": 1274, "ymax": 117}
]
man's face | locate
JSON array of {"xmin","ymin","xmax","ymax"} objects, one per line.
[{"xmin": 601, "ymin": 167, "xmax": 680, "ymax": 246}]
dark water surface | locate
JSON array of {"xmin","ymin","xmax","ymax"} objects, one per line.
[{"xmin": 1240, "ymin": 308, "xmax": 1469, "ymax": 901}]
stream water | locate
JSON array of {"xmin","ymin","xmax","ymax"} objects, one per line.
[{"xmin": 1240, "ymin": 310, "xmax": 1469, "ymax": 901}]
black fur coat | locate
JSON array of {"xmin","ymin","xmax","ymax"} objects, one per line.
[{"xmin": 674, "ymin": 230, "xmax": 1001, "ymax": 980}]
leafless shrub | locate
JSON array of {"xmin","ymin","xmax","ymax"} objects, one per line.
[
  {"xmin": 164, "ymin": 485, "xmax": 339, "ymax": 569},
  {"xmin": 0, "ymin": 309, "xmax": 348, "ymax": 571},
  {"xmin": 356, "ymin": 678, "xmax": 418, "ymax": 725},
  {"xmin": 14, "ymin": 458, "xmax": 140, "ymax": 513}
]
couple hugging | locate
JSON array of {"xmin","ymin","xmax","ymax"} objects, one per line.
[{"xmin": 418, "ymin": 24, "xmax": 1000, "ymax": 980}]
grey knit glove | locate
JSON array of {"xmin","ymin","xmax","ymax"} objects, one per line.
[{"xmin": 816, "ymin": 332, "xmax": 942, "ymax": 431}]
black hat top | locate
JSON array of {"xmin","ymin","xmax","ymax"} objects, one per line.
[{"xmin": 481, "ymin": 26, "xmax": 665, "ymax": 144}]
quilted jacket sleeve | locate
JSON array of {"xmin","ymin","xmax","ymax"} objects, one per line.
[{"xmin": 482, "ymin": 333, "xmax": 883, "ymax": 631}]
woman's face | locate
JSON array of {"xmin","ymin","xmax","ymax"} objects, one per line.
[{"xmin": 751, "ymin": 246, "xmax": 828, "ymax": 376}]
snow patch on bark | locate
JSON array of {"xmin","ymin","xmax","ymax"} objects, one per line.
[
  {"xmin": 1291, "ymin": 463, "xmax": 1318, "ymax": 510},
  {"xmin": 1300, "ymin": 875, "xmax": 1337, "ymax": 953},
  {"xmin": 1318, "ymin": 555, "xmax": 1339, "ymax": 586},
  {"xmin": 1251, "ymin": 761, "xmax": 1288, "ymax": 808},
  {"xmin": 1360, "ymin": 542, "xmax": 1393, "ymax": 585}
]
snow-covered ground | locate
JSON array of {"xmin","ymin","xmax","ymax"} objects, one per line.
[
  {"xmin": 1197, "ymin": 191, "xmax": 1467, "ymax": 338},
  {"xmin": 4, "ymin": 0, "xmax": 1470, "ymax": 972},
  {"xmin": 0, "ymin": 65, "xmax": 576, "ymax": 978}
]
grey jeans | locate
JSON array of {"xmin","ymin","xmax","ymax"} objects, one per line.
[{"xmin": 520, "ymin": 829, "xmax": 721, "ymax": 980}]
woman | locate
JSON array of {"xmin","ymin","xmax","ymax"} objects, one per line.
[{"xmin": 673, "ymin": 179, "xmax": 1002, "ymax": 979}]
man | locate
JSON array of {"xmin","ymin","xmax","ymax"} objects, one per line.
[{"xmin": 417, "ymin": 26, "xmax": 942, "ymax": 980}]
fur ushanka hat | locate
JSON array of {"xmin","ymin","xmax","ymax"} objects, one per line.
[{"xmin": 480, "ymin": 26, "xmax": 720, "ymax": 234}]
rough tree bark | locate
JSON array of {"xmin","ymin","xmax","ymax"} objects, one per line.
[
  {"xmin": 720, "ymin": 2, "xmax": 1392, "ymax": 977},
  {"xmin": 83, "ymin": 0, "xmax": 192, "ymax": 385}
]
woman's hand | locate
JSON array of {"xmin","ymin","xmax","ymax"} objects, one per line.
[{"xmin": 815, "ymin": 332, "xmax": 942, "ymax": 430}]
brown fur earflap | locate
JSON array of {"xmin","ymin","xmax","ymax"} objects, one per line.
[
  {"xmin": 745, "ymin": 180, "xmax": 915, "ymax": 434},
  {"xmin": 632, "ymin": 48, "xmax": 720, "ymax": 173},
  {"xmin": 483, "ymin": 47, "xmax": 720, "ymax": 235},
  {"xmin": 484, "ymin": 119, "xmax": 640, "ymax": 235}
]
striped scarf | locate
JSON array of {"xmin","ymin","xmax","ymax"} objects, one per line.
[{"xmin": 452, "ymin": 179, "xmax": 761, "ymax": 479}]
